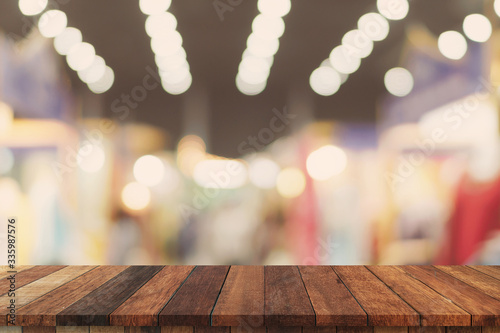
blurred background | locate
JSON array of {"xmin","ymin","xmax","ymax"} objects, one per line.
[{"xmin": 0, "ymin": 0, "xmax": 500, "ymax": 265}]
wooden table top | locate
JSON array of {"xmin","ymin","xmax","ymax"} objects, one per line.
[{"xmin": 1, "ymin": 265, "xmax": 500, "ymax": 327}]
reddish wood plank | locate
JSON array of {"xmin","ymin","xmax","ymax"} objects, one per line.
[
  {"xmin": 57, "ymin": 266, "xmax": 163, "ymax": 326},
  {"xmin": 468, "ymin": 266, "xmax": 500, "ymax": 281},
  {"xmin": 16, "ymin": 266, "xmax": 128, "ymax": 326},
  {"xmin": 303, "ymin": 327, "xmax": 337, "ymax": 332},
  {"xmin": 23, "ymin": 327, "xmax": 56, "ymax": 333},
  {"xmin": 90, "ymin": 328, "xmax": 124, "ymax": 333},
  {"xmin": 337, "ymin": 328, "xmax": 373, "ymax": 333},
  {"xmin": 161, "ymin": 327, "xmax": 192, "ymax": 333},
  {"xmin": 159, "ymin": 266, "xmax": 230, "ymax": 326},
  {"xmin": 436, "ymin": 266, "xmax": 500, "ymax": 301},
  {"xmin": 408, "ymin": 328, "xmax": 444, "ymax": 333},
  {"xmin": 367, "ymin": 266, "xmax": 470, "ymax": 326},
  {"xmin": 111, "ymin": 266, "xmax": 194, "ymax": 326},
  {"xmin": 264, "ymin": 266, "xmax": 315, "ymax": 326},
  {"xmin": 230, "ymin": 326, "xmax": 266, "ymax": 333},
  {"xmin": 124, "ymin": 327, "xmax": 160, "ymax": 332},
  {"xmin": 0, "ymin": 266, "xmax": 66, "ymax": 296},
  {"xmin": 333, "ymin": 266, "xmax": 419, "ymax": 326},
  {"xmin": 374, "ymin": 328, "xmax": 407, "ymax": 333},
  {"xmin": 194, "ymin": 328, "xmax": 229, "ymax": 332},
  {"xmin": 212, "ymin": 266, "xmax": 264, "ymax": 327},
  {"xmin": 402, "ymin": 266, "xmax": 500, "ymax": 326},
  {"xmin": 299, "ymin": 266, "xmax": 366, "ymax": 326},
  {"xmin": 446, "ymin": 328, "xmax": 480, "ymax": 333}
]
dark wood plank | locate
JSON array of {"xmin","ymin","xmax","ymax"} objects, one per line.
[
  {"xmin": 57, "ymin": 266, "xmax": 163, "ymax": 326},
  {"xmin": 303, "ymin": 327, "xmax": 336, "ymax": 332},
  {"xmin": 264, "ymin": 266, "xmax": 315, "ymax": 326},
  {"xmin": 468, "ymin": 266, "xmax": 500, "ymax": 281},
  {"xmin": 16, "ymin": 266, "xmax": 128, "ymax": 326},
  {"xmin": 90, "ymin": 327, "xmax": 124, "ymax": 333},
  {"xmin": 337, "ymin": 328, "xmax": 373, "ymax": 333},
  {"xmin": 111, "ymin": 266, "xmax": 194, "ymax": 326},
  {"xmin": 124, "ymin": 327, "xmax": 161, "ymax": 333},
  {"xmin": 159, "ymin": 266, "xmax": 230, "ymax": 326},
  {"xmin": 23, "ymin": 327, "xmax": 56, "ymax": 333},
  {"xmin": 374, "ymin": 328, "xmax": 407, "ymax": 333},
  {"xmin": 367, "ymin": 266, "xmax": 470, "ymax": 326},
  {"xmin": 402, "ymin": 266, "xmax": 500, "ymax": 326},
  {"xmin": 161, "ymin": 327, "xmax": 193, "ymax": 333},
  {"xmin": 299, "ymin": 266, "xmax": 366, "ymax": 326},
  {"xmin": 446, "ymin": 328, "xmax": 480, "ymax": 333},
  {"xmin": 482, "ymin": 327, "xmax": 500, "ymax": 333},
  {"xmin": 194, "ymin": 327, "xmax": 230, "ymax": 332},
  {"xmin": 0, "ymin": 265, "xmax": 66, "ymax": 296},
  {"xmin": 408, "ymin": 328, "xmax": 445, "ymax": 333},
  {"xmin": 230, "ymin": 326, "xmax": 266, "ymax": 333},
  {"xmin": 436, "ymin": 266, "xmax": 500, "ymax": 302},
  {"xmin": 332, "ymin": 266, "xmax": 419, "ymax": 326},
  {"xmin": 212, "ymin": 266, "xmax": 264, "ymax": 327}
]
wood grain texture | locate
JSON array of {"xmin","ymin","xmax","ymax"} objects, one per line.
[
  {"xmin": 303, "ymin": 327, "xmax": 336, "ymax": 332},
  {"xmin": 124, "ymin": 327, "xmax": 160, "ymax": 332},
  {"xmin": 212, "ymin": 266, "xmax": 264, "ymax": 327},
  {"xmin": 57, "ymin": 266, "xmax": 163, "ymax": 326},
  {"xmin": 467, "ymin": 266, "xmax": 500, "ymax": 281},
  {"xmin": 367, "ymin": 266, "xmax": 470, "ymax": 326},
  {"xmin": 0, "ymin": 265, "xmax": 35, "ymax": 280},
  {"xmin": 230, "ymin": 326, "xmax": 266, "ymax": 333},
  {"xmin": 0, "ymin": 266, "xmax": 66, "ymax": 296},
  {"xmin": 56, "ymin": 327, "xmax": 89, "ymax": 332},
  {"xmin": 159, "ymin": 266, "xmax": 229, "ymax": 326},
  {"xmin": 445, "ymin": 328, "xmax": 480, "ymax": 333},
  {"xmin": 436, "ymin": 266, "xmax": 500, "ymax": 301},
  {"xmin": 1, "ymin": 266, "xmax": 95, "ymax": 326},
  {"xmin": 408, "ymin": 328, "xmax": 445, "ymax": 333},
  {"xmin": 266, "ymin": 327, "xmax": 302, "ymax": 333},
  {"xmin": 299, "ymin": 266, "xmax": 366, "ymax": 326},
  {"xmin": 482, "ymin": 327, "xmax": 500, "ymax": 333},
  {"xmin": 161, "ymin": 327, "xmax": 193, "ymax": 333},
  {"xmin": 374, "ymin": 328, "xmax": 407, "ymax": 333},
  {"xmin": 264, "ymin": 266, "xmax": 315, "ymax": 327},
  {"xmin": 337, "ymin": 328, "xmax": 373, "ymax": 333},
  {"xmin": 23, "ymin": 326, "xmax": 56, "ymax": 332},
  {"xmin": 90, "ymin": 327, "xmax": 124, "ymax": 333},
  {"xmin": 333, "ymin": 266, "xmax": 419, "ymax": 326},
  {"xmin": 193, "ymin": 327, "xmax": 230, "ymax": 332},
  {"xmin": 17, "ymin": 266, "xmax": 128, "ymax": 326},
  {"xmin": 402, "ymin": 266, "xmax": 500, "ymax": 326},
  {"xmin": 111, "ymin": 266, "xmax": 194, "ymax": 326}
]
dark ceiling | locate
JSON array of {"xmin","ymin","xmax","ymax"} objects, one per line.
[{"xmin": 0, "ymin": 0, "xmax": 476, "ymax": 156}]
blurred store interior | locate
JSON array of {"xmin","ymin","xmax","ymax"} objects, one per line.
[{"xmin": 1, "ymin": 0, "xmax": 500, "ymax": 265}]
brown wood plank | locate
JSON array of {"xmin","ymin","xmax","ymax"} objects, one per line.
[
  {"xmin": 446, "ymin": 328, "xmax": 480, "ymax": 333},
  {"xmin": 402, "ymin": 266, "xmax": 500, "ymax": 326},
  {"xmin": 159, "ymin": 266, "xmax": 229, "ymax": 326},
  {"xmin": 124, "ymin": 327, "xmax": 160, "ymax": 332},
  {"xmin": 435, "ymin": 266, "xmax": 500, "ymax": 302},
  {"xmin": 408, "ymin": 328, "xmax": 445, "ymax": 333},
  {"xmin": 90, "ymin": 327, "xmax": 124, "ymax": 333},
  {"xmin": 374, "ymin": 328, "xmax": 407, "ymax": 333},
  {"xmin": 23, "ymin": 327, "xmax": 56, "ymax": 333},
  {"xmin": 16, "ymin": 266, "xmax": 129, "ymax": 326},
  {"xmin": 56, "ymin": 327, "xmax": 89, "ymax": 332},
  {"xmin": 332, "ymin": 266, "xmax": 419, "ymax": 326},
  {"xmin": 194, "ymin": 327, "xmax": 230, "ymax": 332},
  {"xmin": 212, "ymin": 266, "xmax": 264, "ymax": 327},
  {"xmin": 482, "ymin": 327, "xmax": 500, "ymax": 333},
  {"xmin": 1, "ymin": 266, "xmax": 95, "ymax": 326},
  {"xmin": 161, "ymin": 327, "xmax": 193, "ymax": 333},
  {"xmin": 0, "ymin": 265, "xmax": 35, "ymax": 280},
  {"xmin": 266, "ymin": 327, "xmax": 302, "ymax": 333},
  {"xmin": 299, "ymin": 266, "xmax": 366, "ymax": 326},
  {"xmin": 57, "ymin": 266, "xmax": 163, "ymax": 326},
  {"xmin": 468, "ymin": 266, "xmax": 500, "ymax": 281},
  {"xmin": 264, "ymin": 266, "xmax": 315, "ymax": 327},
  {"xmin": 230, "ymin": 326, "xmax": 266, "ymax": 333},
  {"xmin": 303, "ymin": 327, "xmax": 336, "ymax": 332},
  {"xmin": 0, "ymin": 266, "xmax": 66, "ymax": 296},
  {"xmin": 111, "ymin": 266, "xmax": 194, "ymax": 326},
  {"xmin": 337, "ymin": 327, "xmax": 373, "ymax": 333},
  {"xmin": 367, "ymin": 266, "xmax": 470, "ymax": 326}
]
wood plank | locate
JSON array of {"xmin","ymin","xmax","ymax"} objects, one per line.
[
  {"xmin": 436, "ymin": 266, "xmax": 500, "ymax": 301},
  {"xmin": 23, "ymin": 327, "xmax": 56, "ymax": 333},
  {"xmin": 0, "ymin": 266, "xmax": 66, "ymax": 296},
  {"xmin": 16, "ymin": 266, "xmax": 129, "ymax": 326},
  {"xmin": 337, "ymin": 328, "xmax": 373, "ymax": 333},
  {"xmin": 266, "ymin": 327, "xmax": 302, "ymax": 333},
  {"xmin": 1, "ymin": 266, "xmax": 95, "ymax": 326},
  {"xmin": 57, "ymin": 266, "xmax": 163, "ymax": 326},
  {"xmin": 446, "ymin": 328, "xmax": 480, "ymax": 333},
  {"xmin": 0, "ymin": 265, "xmax": 35, "ymax": 279},
  {"xmin": 264, "ymin": 266, "xmax": 315, "ymax": 326},
  {"xmin": 303, "ymin": 327, "xmax": 336, "ymax": 332},
  {"xmin": 159, "ymin": 266, "xmax": 229, "ymax": 326},
  {"xmin": 161, "ymin": 327, "xmax": 193, "ymax": 333},
  {"xmin": 56, "ymin": 327, "xmax": 89, "ymax": 333},
  {"xmin": 124, "ymin": 327, "xmax": 161, "ymax": 332},
  {"xmin": 1, "ymin": 327, "xmax": 22, "ymax": 333},
  {"xmin": 332, "ymin": 266, "xmax": 419, "ymax": 326},
  {"xmin": 374, "ymin": 328, "xmax": 407, "ymax": 333},
  {"xmin": 402, "ymin": 266, "xmax": 500, "ymax": 326},
  {"xmin": 367, "ymin": 266, "xmax": 470, "ymax": 326},
  {"xmin": 90, "ymin": 327, "xmax": 124, "ymax": 333},
  {"xmin": 408, "ymin": 328, "xmax": 444, "ymax": 333},
  {"xmin": 212, "ymin": 266, "xmax": 264, "ymax": 327},
  {"xmin": 299, "ymin": 266, "xmax": 366, "ymax": 326},
  {"xmin": 482, "ymin": 327, "xmax": 500, "ymax": 333},
  {"xmin": 194, "ymin": 328, "xmax": 230, "ymax": 332},
  {"xmin": 111, "ymin": 266, "xmax": 194, "ymax": 326},
  {"xmin": 468, "ymin": 266, "xmax": 500, "ymax": 281},
  {"xmin": 230, "ymin": 326, "xmax": 266, "ymax": 333}
]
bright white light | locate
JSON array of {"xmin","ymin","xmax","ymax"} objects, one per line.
[
  {"xmin": 309, "ymin": 67, "xmax": 341, "ymax": 96},
  {"xmin": 139, "ymin": 0, "xmax": 171, "ymax": 15},
  {"xmin": 342, "ymin": 29, "xmax": 373, "ymax": 59},
  {"xmin": 121, "ymin": 182, "xmax": 151, "ymax": 211},
  {"xmin": 463, "ymin": 14, "xmax": 492, "ymax": 43},
  {"xmin": 306, "ymin": 145, "xmax": 347, "ymax": 181},
  {"xmin": 145, "ymin": 12, "xmax": 177, "ymax": 37},
  {"xmin": 257, "ymin": 0, "xmax": 291, "ymax": 17},
  {"xmin": 329, "ymin": 45, "xmax": 361, "ymax": 74},
  {"xmin": 495, "ymin": 0, "xmax": 500, "ymax": 18},
  {"xmin": 252, "ymin": 14, "xmax": 285, "ymax": 41},
  {"xmin": 151, "ymin": 31, "xmax": 183, "ymax": 56},
  {"xmin": 162, "ymin": 72, "xmax": 192, "ymax": 95},
  {"xmin": 156, "ymin": 53, "xmax": 188, "ymax": 72},
  {"xmin": 0, "ymin": 148, "xmax": 14, "ymax": 175},
  {"xmin": 53, "ymin": 27, "xmax": 82, "ymax": 56},
  {"xmin": 0, "ymin": 102, "xmax": 14, "ymax": 133},
  {"xmin": 276, "ymin": 167, "xmax": 306, "ymax": 198},
  {"xmin": 438, "ymin": 31, "xmax": 467, "ymax": 60},
  {"xmin": 133, "ymin": 155, "xmax": 165, "ymax": 187},
  {"xmin": 160, "ymin": 65, "xmax": 190, "ymax": 84},
  {"xmin": 38, "ymin": 10, "xmax": 67, "ymax": 38},
  {"xmin": 19, "ymin": 0, "xmax": 47, "ymax": 16},
  {"xmin": 384, "ymin": 67, "xmax": 413, "ymax": 97},
  {"xmin": 0, "ymin": 178, "xmax": 21, "ymax": 210},
  {"xmin": 243, "ymin": 49, "xmax": 274, "ymax": 67},
  {"xmin": 67, "ymin": 42, "xmax": 96, "ymax": 71},
  {"xmin": 193, "ymin": 159, "xmax": 248, "ymax": 189},
  {"xmin": 249, "ymin": 158, "xmax": 280, "ymax": 189},
  {"xmin": 238, "ymin": 56, "xmax": 271, "ymax": 84},
  {"xmin": 358, "ymin": 13, "xmax": 390, "ymax": 41},
  {"xmin": 236, "ymin": 74, "xmax": 266, "ymax": 96},
  {"xmin": 88, "ymin": 66, "xmax": 114, "ymax": 94},
  {"xmin": 377, "ymin": 0, "xmax": 409, "ymax": 20},
  {"xmin": 78, "ymin": 56, "xmax": 106, "ymax": 84},
  {"xmin": 77, "ymin": 144, "xmax": 105, "ymax": 173},
  {"xmin": 247, "ymin": 33, "xmax": 279, "ymax": 58}
]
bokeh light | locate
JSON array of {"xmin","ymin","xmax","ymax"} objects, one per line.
[
  {"xmin": 306, "ymin": 145, "xmax": 347, "ymax": 181},
  {"xmin": 377, "ymin": 0, "xmax": 409, "ymax": 20},
  {"xmin": 329, "ymin": 45, "xmax": 361, "ymax": 74},
  {"xmin": 309, "ymin": 67, "xmax": 341, "ymax": 96},
  {"xmin": 463, "ymin": 14, "xmax": 492, "ymax": 43},
  {"xmin": 342, "ymin": 29, "xmax": 373, "ymax": 59},
  {"xmin": 438, "ymin": 31, "xmax": 467, "ymax": 60},
  {"xmin": 88, "ymin": 66, "xmax": 114, "ymax": 94},
  {"xmin": 67, "ymin": 42, "xmax": 96, "ymax": 71},
  {"xmin": 139, "ymin": 0, "xmax": 171, "ymax": 15},
  {"xmin": 38, "ymin": 10, "xmax": 67, "ymax": 38},
  {"xmin": 53, "ymin": 27, "xmax": 82, "ymax": 56},
  {"xmin": 384, "ymin": 67, "xmax": 414, "ymax": 97},
  {"xmin": 19, "ymin": 0, "xmax": 48, "ymax": 16},
  {"xmin": 121, "ymin": 182, "xmax": 151, "ymax": 211},
  {"xmin": 249, "ymin": 157, "xmax": 281, "ymax": 189},
  {"xmin": 77, "ymin": 144, "xmax": 106, "ymax": 173},
  {"xmin": 0, "ymin": 148, "xmax": 14, "ymax": 175},
  {"xmin": 133, "ymin": 155, "xmax": 165, "ymax": 187},
  {"xmin": 276, "ymin": 167, "xmax": 306, "ymax": 198},
  {"xmin": 78, "ymin": 56, "xmax": 106, "ymax": 84},
  {"xmin": 0, "ymin": 102, "xmax": 14, "ymax": 133},
  {"xmin": 358, "ymin": 13, "xmax": 390, "ymax": 42},
  {"xmin": 257, "ymin": 0, "xmax": 291, "ymax": 17}
]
